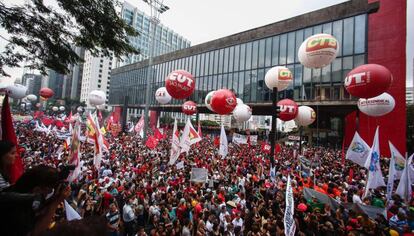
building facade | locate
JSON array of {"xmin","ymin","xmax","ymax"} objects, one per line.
[
  {"xmin": 62, "ymin": 46, "xmax": 85, "ymax": 100},
  {"xmin": 80, "ymin": 51, "xmax": 113, "ymax": 110},
  {"xmin": 21, "ymin": 73, "xmax": 43, "ymax": 97},
  {"xmin": 109, "ymin": 0, "xmax": 407, "ymax": 155},
  {"xmin": 118, "ymin": 1, "xmax": 191, "ymax": 66}
]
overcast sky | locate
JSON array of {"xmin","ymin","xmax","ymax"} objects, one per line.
[{"xmin": 0, "ymin": 0, "xmax": 412, "ymax": 87}]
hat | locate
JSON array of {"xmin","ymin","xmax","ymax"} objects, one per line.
[{"xmin": 226, "ymin": 201, "xmax": 237, "ymax": 208}]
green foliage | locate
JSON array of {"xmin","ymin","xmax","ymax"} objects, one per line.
[
  {"xmin": 160, "ymin": 116, "xmax": 174, "ymax": 125},
  {"xmin": 0, "ymin": 0, "xmax": 138, "ymax": 76},
  {"xmin": 200, "ymin": 120, "xmax": 219, "ymax": 127}
]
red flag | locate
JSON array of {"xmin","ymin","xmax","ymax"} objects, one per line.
[
  {"xmin": 145, "ymin": 136, "xmax": 159, "ymax": 149},
  {"xmin": 198, "ymin": 121, "xmax": 202, "ymax": 137},
  {"xmin": 214, "ymin": 136, "xmax": 220, "ymax": 147},
  {"xmin": 33, "ymin": 111, "xmax": 44, "ymax": 119},
  {"xmin": 261, "ymin": 142, "xmax": 271, "ymax": 154},
  {"xmin": 55, "ymin": 120, "xmax": 64, "ymax": 128},
  {"xmin": 275, "ymin": 143, "xmax": 281, "ymax": 154},
  {"xmin": 1, "ymin": 95, "xmax": 24, "ymax": 183},
  {"xmin": 153, "ymin": 128, "xmax": 163, "ymax": 140},
  {"xmin": 41, "ymin": 117, "xmax": 54, "ymax": 126}
]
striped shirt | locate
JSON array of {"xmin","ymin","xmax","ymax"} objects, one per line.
[
  {"xmin": 106, "ymin": 210, "xmax": 120, "ymax": 231},
  {"xmin": 0, "ymin": 173, "xmax": 10, "ymax": 191}
]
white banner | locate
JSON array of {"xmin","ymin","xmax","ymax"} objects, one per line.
[
  {"xmin": 284, "ymin": 175, "xmax": 296, "ymax": 236},
  {"xmin": 219, "ymin": 124, "xmax": 228, "ymax": 157},
  {"xmin": 190, "ymin": 168, "xmax": 208, "ymax": 183},
  {"xmin": 346, "ymin": 131, "xmax": 370, "ymax": 167},
  {"xmin": 232, "ymin": 133, "xmax": 247, "ymax": 144},
  {"xmin": 169, "ymin": 119, "xmax": 181, "ymax": 165}
]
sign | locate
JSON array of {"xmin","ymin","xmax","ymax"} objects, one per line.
[{"xmin": 190, "ymin": 168, "xmax": 208, "ymax": 183}]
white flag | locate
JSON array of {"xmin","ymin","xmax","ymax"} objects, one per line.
[
  {"xmin": 346, "ymin": 131, "xmax": 371, "ymax": 167},
  {"xmin": 134, "ymin": 115, "xmax": 145, "ymax": 138},
  {"xmin": 284, "ymin": 175, "xmax": 296, "ymax": 236},
  {"xmin": 386, "ymin": 150, "xmax": 396, "ymax": 200},
  {"xmin": 219, "ymin": 124, "xmax": 228, "ymax": 157},
  {"xmin": 364, "ymin": 127, "xmax": 386, "ymax": 198},
  {"xmin": 169, "ymin": 119, "xmax": 181, "ymax": 165},
  {"xmin": 179, "ymin": 119, "xmax": 201, "ymax": 154},
  {"xmin": 389, "ymin": 142, "xmax": 405, "ymax": 179},
  {"xmin": 64, "ymin": 200, "xmax": 82, "ymax": 221},
  {"xmin": 396, "ymin": 154, "xmax": 413, "ymax": 202}
]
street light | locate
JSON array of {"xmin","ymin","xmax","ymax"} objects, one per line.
[
  {"xmin": 142, "ymin": 0, "xmax": 169, "ymax": 141},
  {"xmin": 264, "ymin": 66, "xmax": 293, "ymax": 166}
]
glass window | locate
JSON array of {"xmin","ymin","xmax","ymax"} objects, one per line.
[
  {"xmin": 239, "ymin": 44, "xmax": 246, "ymax": 71},
  {"xmin": 322, "ymin": 22, "xmax": 332, "ymax": 34},
  {"xmin": 222, "ymin": 73, "xmax": 228, "ymax": 89},
  {"xmin": 257, "ymin": 69, "xmax": 265, "ymax": 101},
  {"xmin": 287, "ymin": 32, "xmax": 295, "ymax": 64},
  {"xmin": 304, "ymin": 27, "xmax": 313, "ymax": 39},
  {"xmin": 244, "ymin": 71, "xmax": 251, "ymax": 101},
  {"xmin": 245, "ymin": 42, "xmax": 252, "ymax": 70},
  {"xmin": 237, "ymin": 72, "xmax": 244, "ymax": 98},
  {"xmin": 321, "ymin": 64, "xmax": 331, "ymax": 83},
  {"xmin": 343, "ymin": 56, "xmax": 353, "ymax": 78},
  {"xmin": 218, "ymin": 49, "xmax": 224, "ymax": 74},
  {"xmin": 223, "ymin": 48, "xmax": 229, "ymax": 73},
  {"xmin": 234, "ymin": 45, "xmax": 240, "ymax": 71},
  {"xmin": 228, "ymin": 73, "xmax": 233, "ymax": 91},
  {"xmin": 331, "ymin": 58, "xmax": 342, "ymax": 83},
  {"xmin": 250, "ymin": 70, "xmax": 258, "ymax": 102},
  {"xmin": 355, "ymin": 14, "xmax": 366, "ymax": 54},
  {"xmin": 343, "ymin": 17, "xmax": 354, "ymax": 55},
  {"xmin": 279, "ymin": 34, "xmax": 287, "ymax": 65},
  {"xmin": 294, "ymin": 64, "xmax": 303, "ymax": 87},
  {"xmin": 209, "ymin": 51, "xmax": 214, "ymax": 75},
  {"xmin": 200, "ymin": 54, "xmax": 205, "ymax": 76},
  {"xmin": 313, "ymin": 25, "xmax": 322, "ymax": 34},
  {"xmin": 265, "ymin": 37, "xmax": 272, "ymax": 67},
  {"xmin": 295, "ymin": 30, "xmax": 304, "ymax": 63},
  {"xmin": 303, "ymin": 67, "xmax": 311, "ymax": 84},
  {"xmin": 354, "ymin": 54, "xmax": 365, "ymax": 67},
  {"xmin": 333, "ymin": 20, "xmax": 343, "ymax": 57},
  {"xmin": 228, "ymin": 46, "xmax": 234, "ymax": 73},
  {"xmin": 207, "ymin": 75, "xmax": 213, "ymax": 91},
  {"xmin": 271, "ymin": 36, "xmax": 279, "ymax": 66},
  {"xmin": 312, "ymin": 68, "xmax": 321, "ymax": 83},
  {"xmin": 217, "ymin": 74, "xmax": 223, "ymax": 90},
  {"xmin": 252, "ymin": 41, "xmax": 259, "ymax": 69},
  {"xmin": 213, "ymin": 50, "xmax": 219, "ymax": 74}
]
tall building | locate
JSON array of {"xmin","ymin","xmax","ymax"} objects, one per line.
[
  {"xmin": 62, "ymin": 47, "xmax": 85, "ymax": 100},
  {"xmin": 109, "ymin": 0, "xmax": 407, "ymax": 156},
  {"xmin": 118, "ymin": 1, "xmax": 191, "ymax": 66},
  {"xmin": 80, "ymin": 51, "xmax": 113, "ymax": 110},
  {"xmin": 21, "ymin": 73, "xmax": 43, "ymax": 97},
  {"xmin": 47, "ymin": 70, "xmax": 65, "ymax": 99}
]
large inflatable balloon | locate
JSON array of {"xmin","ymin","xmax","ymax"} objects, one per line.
[
  {"xmin": 264, "ymin": 66, "xmax": 293, "ymax": 91},
  {"xmin": 155, "ymin": 87, "xmax": 172, "ymax": 104},
  {"xmin": 165, "ymin": 70, "xmax": 195, "ymax": 99},
  {"xmin": 277, "ymin": 99, "xmax": 298, "ymax": 121},
  {"xmin": 357, "ymin": 92, "xmax": 395, "ymax": 117},
  {"xmin": 210, "ymin": 89, "xmax": 237, "ymax": 115},
  {"xmin": 295, "ymin": 106, "xmax": 316, "ymax": 126},
  {"xmin": 89, "ymin": 90, "xmax": 106, "ymax": 106},
  {"xmin": 40, "ymin": 87, "xmax": 54, "ymax": 99},
  {"xmin": 0, "ymin": 77, "xmax": 15, "ymax": 89},
  {"xmin": 233, "ymin": 104, "xmax": 252, "ymax": 122},
  {"xmin": 59, "ymin": 106, "xmax": 65, "ymax": 111},
  {"xmin": 236, "ymin": 98, "xmax": 244, "ymax": 106},
  {"xmin": 6, "ymin": 84, "xmax": 27, "ymax": 99},
  {"xmin": 52, "ymin": 106, "xmax": 59, "ymax": 112},
  {"xmin": 26, "ymin": 94, "xmax": 37, "ymax": 102},
  {"xmin": 205, "ymin": 91, "xmax": 216, "ymax": 112},
  {"xmin": 344, "ymin": 64, "xmax": 392, "ymax": 99},
  {"xmin": 182, "ymin": 101, "xmax": 197, "ymax": 115},
  {"xmin": 298, "ymin": 33, "xmax": 338, "ymax": 68}
]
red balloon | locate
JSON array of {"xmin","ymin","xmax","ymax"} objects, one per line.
[
  {"xmin": 344, "ymin": 64, "xmax": 392, "ymax": 98},
  {"xmin": 277, "ymin": 99, "xmax": 298, "ymax": 121},
  {"xmin": 210, "ymin": 89, "xmax": 237, "ymax": 115},
  {"xmin": 39, "ymin": 87, "xmax": 54, "ymax": 99},
  {"xmin": 165, "ymin": 70, "xmax": 195, "ymax": 99},
  {"xmin": 182, "ymin": 101, "xmax": 197, "ymax": 115}
]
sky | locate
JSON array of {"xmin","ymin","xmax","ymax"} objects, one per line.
[{"xmin": 0, "ymin": 0, "xmax": 413, "ymax": 87}]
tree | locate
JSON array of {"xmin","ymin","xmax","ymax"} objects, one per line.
[{"xmin": 0, "ymin": 0, "xmax": 138, "ymax": 76}]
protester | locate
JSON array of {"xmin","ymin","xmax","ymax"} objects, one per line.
[{"xmin": 4, "ymin": 118, "xmax": 414, "ymax": 236}]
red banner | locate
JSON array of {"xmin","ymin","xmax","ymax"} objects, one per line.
[{"xmin": 145, "ymin": 136, "xmax": 159, "ymax": 149}]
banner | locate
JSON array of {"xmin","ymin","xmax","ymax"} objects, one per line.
[
  {"xmin": 396, "ymin": 154, "xmax": 413, "ymax": 201},
  {"xmin": 346, "ymin": 131, "xmax": 370, "ymax": 167},
  {"xmin": 364, "ymin": 127, "xmax": 385, "ymax": 198},
  {"xmin": 134, "ymin": 115, "xmax": 145, "ymax": 137},
  {"xmin": 389, "ymin": 141, "xmax": 405, "ymax": 179},
  {"xmin": 180, "ymin": 119, "xmax": 201, "ymax": 154},
  {"xmin": 233, "ymin": 133, "xmax": 258, "ymax": 145},
  {"xmin": 190, "ymin": 168, "xmax": 208, "ymax": 183},
  {"xmin": 284, "ymin": 175, "xmax": 296, "ymax": 236}
]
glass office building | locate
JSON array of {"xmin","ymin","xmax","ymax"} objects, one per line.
[
  {"xmin": 109, "ymin": 0, "xmax": 381, "ymax": 147},
  {"xmin": 119, "ymin": 2, "xmax": 191, "ymax": 66}
]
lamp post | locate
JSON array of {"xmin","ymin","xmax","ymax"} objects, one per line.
[
  {"xmin": 264, "ymin": 66, "xmax": 293, "ymax": 167},
  {"xmin": 142, "ymin": 0, "xmax": 169, "ymax": 141}
]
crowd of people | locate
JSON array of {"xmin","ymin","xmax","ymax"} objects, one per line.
[{"xmin": 1, "ymin": 119, "xmax": 414, "ymax": 236}]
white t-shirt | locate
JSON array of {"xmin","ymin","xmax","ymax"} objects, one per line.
[
  {"xmin": 232, "ymin": 217, "xmax": 244, "ymax": 229},
  {"xmin": 352, "ymin": 194, "xmax": 363, "ymax": 204}
]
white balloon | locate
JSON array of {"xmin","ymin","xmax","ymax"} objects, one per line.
[
  {"xmin": 205, "ymin": 91, "xmax": 216, "ymax": 111},
  {"xmin": 357, "ymin": 92, "xmax": 395, "ymax": 117},
  {"xmin": 0, "ymin": 77, "xmax": 16, "ymax": 89},
  {"xmin": 295, "ymin": 106, "xmax": 316, "ymax": 126},
  {"xmin": 298, "ymin": 33, "xmax": 338, "ymax": 68},
  {"xmin": 233, "ymin": 104, "xmax": 252, "ymax": 122},
  {"xmin": 155, "ymin": 87, "xmax": 172, "ymax": 104},
  {"xmin": 6, "ymin": 84, "xmax": 27, "ymax": 99},
  {"xmin": 26, "ymin": 94, "xmax": 37, "ymax": 102},
  {"xmin": 59, "ymin": 106, "xmax": 65, "ymax": 111},
  {"xmin": 89, "ymin": 90, "xmax": 106, "ymax": 106},
  {"xmin": 52, "ymin": 106, "xmax": 59, "ymax": 112},
  {"xmin": 264, "ymin": 66, "xmax": 293, "ymax": 91},
  {"xmin": 236, "ymin": 98, "xmax": 244, "ymax": 106}
]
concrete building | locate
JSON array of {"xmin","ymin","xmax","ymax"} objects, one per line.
[
  {"xmin": 118, "ymin": 1, "xmax": 191, "ymax": 66},
  {"xmin": 80, "ymin": 51, "xmax": 113, "ymax": 110},
  {"xmin": 47, "ymin": 70, "xmax": 65, "ymax": 99},
  {"xmin": 21, "ymin": 73, "xmax": 43, "ymax": 97},
  {"xmin": 109, "ymin": 0, "xmax": 407, "ymax": 156},
  {"xmin": 62, "ymin": 47, "xmax": 85, "ymax": 100}
]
